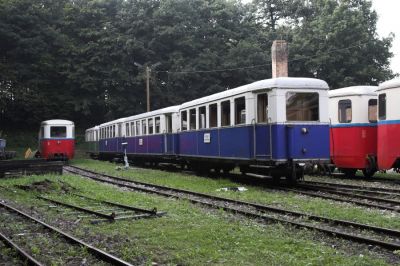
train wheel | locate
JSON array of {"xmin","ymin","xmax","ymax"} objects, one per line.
[{"xmin": 362, "ymin": 169, "xmax": 376, "ymax": 178}]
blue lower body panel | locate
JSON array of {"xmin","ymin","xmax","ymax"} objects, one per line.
[{"xmin": 179, "ymin": 124, "xmax": 330, "ymax": 162}]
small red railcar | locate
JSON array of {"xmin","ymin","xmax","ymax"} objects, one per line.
[
  {"xmin": 329, "ymin": 86, "xmax": 378, "ymax": 177},
  {"xmin": 38, "ymin": 120, "xmax": 75, "ymax": 160},
  {"xmin": 377, "ymin": 79, "xmax": 400, "ymax": 170}
]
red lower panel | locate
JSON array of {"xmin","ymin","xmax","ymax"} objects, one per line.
[
  {"xmin": 378, "ymin": 124, "xmax": 400, "ymax": 169},
  {"xmin": 40, "ymin": 139, "xmax": 75, "ymax": 160},
  {"xmin": 330, "ymin": 126, "xmax": 377, "ymax": 169}
]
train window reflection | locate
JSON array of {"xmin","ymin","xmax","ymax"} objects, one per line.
[
  {"xmin": 209, "ymin": 104, "xmax": 218, "ymax": 128},
  {"xmin": 338, "ymin": 99, "xmax": 352, "ymax": 123},
  {"xmin": 368, "ymin": 99, "xmax": 377, "ymax": 123},
  {"xmin": 221, "ymin": 100, "xmax": 231, "ymax": 126},
  {"xmin": 379, "ymin": 94, "xmax": 386, "ymax": 120},
  {"xmin": 235, "ymin": 97, "xmax": 246, "ymax": 125},
  {"xmin": 286, "ymin": 92, "xmax": 319, "ymax": 121},
  {"xmin": 50, "ymin": 126, "xmax": 66, "ymax": 138}
]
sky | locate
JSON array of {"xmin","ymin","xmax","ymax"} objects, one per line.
[{"xmin": 371, "ymin": 0, "xmax": 400, "ymax": 75}]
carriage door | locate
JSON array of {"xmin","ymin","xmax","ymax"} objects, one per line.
[
  {"xmin": 255, "ymin": 93, "xmax": 272, "ymax": 159},
  {"xmin": 165, "ymin": 114, "xmax": 174, "ymax": 154}
]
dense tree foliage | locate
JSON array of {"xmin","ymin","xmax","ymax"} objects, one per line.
[{"xmin": 0, "ymin": 0, "xmax": 395, "ymax": 129}]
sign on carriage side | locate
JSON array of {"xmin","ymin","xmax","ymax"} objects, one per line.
[{"xmin": 204, "ymin": 133, "xmax": 211, "ymax": 143}]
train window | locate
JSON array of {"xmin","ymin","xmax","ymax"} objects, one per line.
[
  {"xmin": 181, "ymin": 110, "xmax": 188, "ymax": 131},
  {"xmin": 131, "ymin": 122, "xmax": 135, "ymax": 137},
  {"xmin": 338, "ymin": 99, "xmax": 352, "ymax": 123},
  {"xmin": 166, "ymin": 114, "xmax": 172, "ymax": 133},
  {"xmin": 368, "ymin": 99, "xmax": 377, "ymax": 123},
  {"xmin": 199, "ymin": 106, "xmax": 206, "ymax": 129},
  {"xmin": 50, "ymin": 126, "xmax": 66, "ymax": 138},
  {"xmin": 113, "ymin": 125, "xmax": 116, "ymax": 138},
  {"xmin": 136, "ymin": 121, "xmax": 140, "ymax": 136},
  {"xmin": 221, "ymin": 100, "xmax": 231, "ymax": 126},
  {"xmin": 379, "ymin": 94, "xmax": 386, "ymax": 120},
  {"xmin": 189, "ymin": 108, "xmax": 196, "ymax": 130},
  {"xmin": 148, "ymin": 118, "xmax": 154, "ymax": 134},
  {"xmin": 209, "ymin": 104, "xmax": 218, "ymax": 128},
  {"xmin": 235, "ymin": 97, "xmax": 246, "ymax": 125},
  {"xmin": 155, "ymin": 117, "xmax": 160, "ymax": 133},
  {"xmin": 286, "ymin": 92, "xmax": 319, "ymax": 121},
  {"xmin": 125, "ymin": 123, "xmax": 130, "ymax": 137},
  {"xmin": 142, "ymin": 120, "xmax": 147, "ymax": 135},
  {"xmin": 257, "ymin": 93, "xmax": 268, "ymax": 123}
]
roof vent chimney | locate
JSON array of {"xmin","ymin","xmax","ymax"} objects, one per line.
[{"xmin": 271, "ymin": 40, "xmax": 288, "ymax": 78}]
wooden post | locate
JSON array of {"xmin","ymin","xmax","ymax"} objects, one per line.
[{"xmin": 146, "ymin": 66, "xmax": 150, "ymax": 112}]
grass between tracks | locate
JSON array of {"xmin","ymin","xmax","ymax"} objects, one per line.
[
  {"xmin": 0, "ymin": 173, "xmax": 392, "ymax": 265},
  {"xmin": 72, "ymin": 159, "xmax": 400, "ymax": 232}
]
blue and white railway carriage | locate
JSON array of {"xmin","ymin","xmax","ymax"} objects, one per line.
[
  {"xmin": 97, "ymin": 106, "xmax": 180, "ymax": 162},
  {"xmin": 85, "ymin": 126, "xmax": 100, "ymax": 158},
  {"xmin": 178, "ymin": 77, "xmax": 330, "ymax": 181},
  {"xmin": 121, "ymin": 106, "xmax": 180, "ymax": 162}
]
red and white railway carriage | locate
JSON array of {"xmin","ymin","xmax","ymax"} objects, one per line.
[
  {"xmin": 329, "ymin": 86, "xmax": 378, "ymax": 177},
  {"xmin": 377, "ymin": 79, "xmax": 400, "ymax": 170},
  {"xmin": 38, "ymin": 119, "xmax": 75, "ymax": 160}
]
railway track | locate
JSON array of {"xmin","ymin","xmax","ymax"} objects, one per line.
[
  {"xmin": 281, "ymin": 183, "xmax": 400, "ymax": 213},
  {"xmin": 0, "ymin": 200, "xmax": 133, "ymax": 266},
  {"xmin": 64, "ymin": 165, "xmax": 400, "ymax": 251}
]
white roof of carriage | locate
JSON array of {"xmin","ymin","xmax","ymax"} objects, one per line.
[
  {"xmin": 85, "ymin": 125, "xmax": 99, "ymax": 132},
  {"xmin": 41, "ymin": 119, "xmax": 74, "ymax": 126},
  {"xmin": 180, "ymin": 77, "xmax": 329, "ymax": 109},
  {"xmin": 377, "ymin": 78, "xmax": 400, "ymax": 91},
  {"xmin": 100, "ymin": 118, "xmax": 126, "ymax": 128},
  {"xmin": 122, "ymin": 105, "xmax": 180, "ymax": 122},
  {"xmin": 328, "ymin": 86, "xmax": 378, "ymax": 98}
]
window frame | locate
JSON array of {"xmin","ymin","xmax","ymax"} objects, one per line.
[
  {"xmin": 257, "ymin": 93, "xmax": 269, "ymax": 123},
  {"xmin": 368, "ymin": 99, "xmax": 377, "ymax": 123},
  {"xmin": 181, "ymin": 110, "xmax": 188, "ymax": 131},
  {"xmin": 234, "ymin": 96, "xmax": 246, "ymax": 125},
  {"xmin": 378, "ymin": 93, "xmax": 386, "ymax": 120},
  {"xmin": 286, "ymin": 92, "xmax": 320, "ymax": 122},
  {"xmin": 221, "ymin": 100, "xmax": 231, "ymax": 127},
  {"xmin": 338, "ymin": 99, "xmax": 352, "ymax": 123},
  {"xmin": 208, "ymin": 103, "xmax": 218, "ymax": 128}
]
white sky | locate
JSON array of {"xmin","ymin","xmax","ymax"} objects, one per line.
[{"xmin": 371, "ymin": 0, "xmax": 400, "ymax": 75}]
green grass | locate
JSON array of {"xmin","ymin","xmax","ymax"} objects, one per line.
[
  {"xmin": 0, "ymin": 174, "xmax": 391, "ymax": 265},
  {"xmin": 71, "ymin": 159, "xmax": 400, "ymax": 231}
]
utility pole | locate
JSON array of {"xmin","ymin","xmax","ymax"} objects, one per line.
[
  {"xmin": 146, "ymin": 66, "xmax": 150, "ymax": 112},
  {"xmin": 134, "ymin": 61, "xmax": 161, "ymax": 112}
]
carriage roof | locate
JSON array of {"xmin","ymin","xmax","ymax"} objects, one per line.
[
  {"xmin": 328, "ymin": 86, "xmax": 377, "ymax": 98},
  {"xmin": 180, "ymin": 77, "xmax": 329, "ymax": 109},
  {"xmin": 122, "ymin": 105, "xmax": 180, "ymax": 122},
  {"xmin": 41, "ymin": 119, "xmax": 74, "ymax": 126},
  {"xmin": 377, "ymin": 78, "xmax": 400, "ymax": 92}
]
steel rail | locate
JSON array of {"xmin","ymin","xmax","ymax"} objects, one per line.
[
  {"xmin": 282, "ymin": 187, "xmax": 400, "ymax": 212},
  {"xmin": 37, "ymin": 196, "xmax": 116, "ymax": 220},
  {"xmin": 0, "ymin": 200, "xmax": 133, "ymax": 266},
  {"xmin": 295, "ymin": 184, "xmax": 400, "ymax": 206},
  {"xmin": 73, "ymin": 194, "xmax": 160, "ymax": 215},
  {"xmin": 303, "ymin": 180, "xmax": 400, "ymax": 194},
  {"xmin": 64, "ymin": 165, "xmax": 400, "ymax": 250},
  {"xmin": 0, "ymin": 231, "xmax": 44, "ymax": 266}
]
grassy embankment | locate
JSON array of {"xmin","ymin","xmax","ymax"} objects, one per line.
[{"xmin": 0, "ymin": 172, "xmax": 392, "ymax": 265}]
